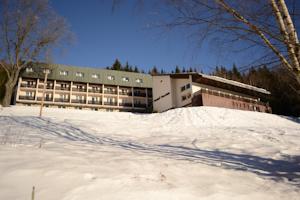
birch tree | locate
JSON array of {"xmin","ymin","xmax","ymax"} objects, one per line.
[
  {"xmin": 0, "ymin": 0, "xmax": 70, "ymax": 106},
  {"xmin": 154, "ymin": 0, "xmax": 300, "ymax": 85}
]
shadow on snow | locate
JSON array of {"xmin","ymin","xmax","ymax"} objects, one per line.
[{"xmin": 1, "ymin": 116, "xmax": 300, "ymax": 186}]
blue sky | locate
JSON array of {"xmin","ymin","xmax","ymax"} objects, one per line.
[{"xmin": 49, "ymin": 0, "xmax": 290, "ymax": 73}]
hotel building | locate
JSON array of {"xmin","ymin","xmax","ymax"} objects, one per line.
[
  {"xmin": 16, "ymin": 64, "xmax": 152, "ymax": 112},
  {"xmin": 153, "ymin": 73, "xmax": 271, "ymax": 113}
]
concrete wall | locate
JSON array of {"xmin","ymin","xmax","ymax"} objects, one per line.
[
  {"xmin": 201, "ymin": 93, "xmax": 269, "ymax": 112},
  {"xmin": 172, "ymin": 77, "xmax": 192, "ymax": 107},
  {"xmin": 153, "ymin": 76, "xmax": 174, "ymax": 112}
]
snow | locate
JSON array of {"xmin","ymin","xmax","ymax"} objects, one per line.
[
  {"xmin": 0, "ymin": 106, "xmax": 299, "ymax": 200},
  {"xmin": 200, "ymin": 73, "xmax": 271, "ymax": 94}
]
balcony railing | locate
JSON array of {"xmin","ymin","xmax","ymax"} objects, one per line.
[
  {"xmin": 88, "ymin": 89, "xmax": 102, "ymax": 93},
  {"xmin": 19, "ymin": 96, "xmax": 35, "ymax": 100},
  {"xmin": 104, "ymin": 102, "xmax": 117, "ymax": 106},
  {"xmin": 20, "ymin": 84, "xmax": 36, "ymax": 88},
  {"xmin": 104, "ymin": 90, "xmax": 117, "ymax": 95},
  {"xmin": 134, "ymin": 92, "xmax": 146, "ymax": 97},
  {"xmin": 38, "ymin": 85, "xmax": 54, "ymax": 89},
  {"xmin": 88, "ymin": 100, "xmax": 102, "ymax": 105},
  {"xmin": 134, "ymin": 103, "xmax": 147, "ymax": 108},
  {"xmin": 72, "ymin": 88, "xmax": 87, "ymax": 92},
  {"xmin": 71, "ymin": 99, "xmax": 86, "ymax": 104},
  {"xmin": 55, "ymin": 87, "xmax": 70, "ymax": 91},
  {"xmin": 119, "ymin": 92, "xmax": 132, "ymax": 96},
  {"xmin": 119, "ymin": 102, "xmax": 132, "ymax": 107},
  {"xmin": 37, "ymin": 97, "xmax": 53, "ymax": 101},
  {"xmin": 54, "ymin": 98, "xmax": 70, "ymax": 103}
]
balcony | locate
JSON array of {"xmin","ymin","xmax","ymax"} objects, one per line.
[
  {"xmin": 71, "ymin": 99, "xmax": 86, "ymax": 104},
  {"xmin": 54, "ymin": 98, "xmax": 70, "ymax": 103},
  {"xmin": 134, "ymin": 103, "xmax": 147, "ymax": 108},
  {"xmin": 104, "ymin": 90, "xmax": 117, "ymax": 95},
  {"xmin": 19, "ymin": 96, "xmax": 35, "ymax": 100},
  {"xmin": 104, "ymin": 102, "xmax": 117, "ymax": 106},
  {"xmin": 88, "ymin": 100, "xmax": 102, "ymax": 105},
  {"xmin": 72, "ymin": 88, "xmax": 87, "ymax": 92},
  {"xmin": 37, "ymin": 97, "xmax": 53, "ymax": 101},
  {"xmin": 55, "ymin": 87, "xmax": 70, "ymax": 91},
  {"xmin": 119, "ymin": 102, "xmax": 132, "ymax": 107},
  {"xmin": 88, "ymin": 89, "xmax": 102, "ymax": 93},
  {"xmin": 134, "ymin": 92, "xmax": 146, "ymax": 97},
  {"xmin": 38, "ymin": 85, "xmax": 54, "ymax": 89},
  {"xmin": 20, "ymin": 84, "xmax": 36, "ymax": 88},
  {"xmin": 119, "ymin": 92, "xmax": 132, "ymax": 96}
]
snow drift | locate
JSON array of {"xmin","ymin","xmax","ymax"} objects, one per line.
[{"xmin": 0, "ymin": 106, "xmax": 299, "ymax": 200}]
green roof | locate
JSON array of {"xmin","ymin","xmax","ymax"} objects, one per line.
[{"xmin": 21, "ymin": 63, "xmax": 152, "ymax": 88}]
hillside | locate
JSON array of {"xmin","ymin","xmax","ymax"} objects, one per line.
[{"xmin": 0, "ymin": 106, "xmax": 299, "ymax": 200}]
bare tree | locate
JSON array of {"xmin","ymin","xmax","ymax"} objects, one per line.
[
  {"xmin": 144, "ymin": 0, "xmax": 300, "ymax": 85},
  {"xmin": 0, "ymin": 0, "xmax": 70, "ymax": 106}
]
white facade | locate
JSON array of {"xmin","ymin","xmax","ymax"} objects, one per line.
[
  {"xmin": 153, "ymin": 73, "xmax": 271, "ymax": 113},
  {"xmin": 153, "ymin": 75, "xmax": 193, "ymax": 112}
]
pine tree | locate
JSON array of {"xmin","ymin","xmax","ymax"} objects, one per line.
[
  {"xmin": 134, "ymin": 66, "xmax": 139, "ymax": 73},
  {"xmin": 112, "ymin": 59, "xmax": 122, "ymax": 70},
  {"xmin": 124, "ymin": 62, "xmax": 130, "ymax": 71},
  {"xmin": 151, "ymin": 66, "xmax": 158, "ymax": 75},
  {"xmin": 175, "ymin": 66, "xmax": 181, "ymax": 73},
  {"xmin": 232, "ymin": 64, "xmax": 242, "ymax": 82}
]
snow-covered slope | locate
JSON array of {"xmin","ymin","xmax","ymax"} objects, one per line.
[{"xmin": 0, "ymin": 106, "xmax": 299, "ymax": 200}]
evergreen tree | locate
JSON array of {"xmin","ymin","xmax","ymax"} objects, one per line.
[
  {"xmin": 124, "ymin": 62, "xmax": 130, "ymax": 71},
  {"xmin": 151, "ymin": 66, "xmax": 158, "ymax": 75},
  {"xmin": 112, "ymin": 59, "xmax": 122, "ymax": 70},
  {"xmin": 232, "ymin": 64, "xmax": 242, "ymax": 82},
  {"xmin": 134, "ymin": 66, "xmax": 139, "ymax": 73},
  {"xmin": 182, "ymin": 67, "xmax": 186, "ymax": 73},
  {"xmin": 175, "ymin": 66, "xmax": 181, "ymax": 73},
  {"xmin": 128, "ymin": 66, "xmax": 133, "ymax": 72}
]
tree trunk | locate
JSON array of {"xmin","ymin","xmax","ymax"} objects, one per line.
[
  {"xmin": 2, "ymin": 82, "xmax": 14, "ymax": 107},
  {"xmin": 2, "ymin": 72, "xmax": 20, "ymax": 107}
]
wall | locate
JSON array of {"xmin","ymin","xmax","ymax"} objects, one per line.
[
  {"xmin": 172, "ymin": 77, "xmax": 192, "ymax": 107},
  {"xmin": 201, "ymin": 93, "xmax": 269, "ymax": 112},
  {"xmin": 153, "ymin": 76, "xmax": 174, "ymax": 112}
]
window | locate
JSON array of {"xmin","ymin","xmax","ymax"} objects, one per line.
[
  {"xmin": 59, "ymin": 71, "xmax": 68, "ymax": 76},
  {"xmin": 181, "ymin": 86, "xmax": 185, "ymax": 92},
  {"xmin": 122, "ymin": 77, "xmax": 129, "ymax": 82},
  {"xmin": 76, "ymin": 72, "xmax": 84, "ymax": 77},
  {"xmin": 26, "ymin": 91, "xmax": 34, "ymax": 97},
  {"xmin": 107, "ymin": 97, "xmax": 114, "ymax": 103},
  {"xmin": 182, "ymin": 95, "xmax": 186, "ymax": 101},
  {"xmin": 26, "ymin": 68, "xmax": 33, "ymax": 73},
  {"xmin": 186, "ymin": 83, "xmax": 191, "ymax": 89},
  {"xmin": 60, "ymin": 94, "xmax": 68, "ymax": 100},
  {"xmin": 107, "ymin": 75, "xmax": 115, "ymax": 80},
  {"xmin": 76, "ymin": 95, "xmax": 83, "ymax": 100},
  {"xmin": 27, "ymin": 81, "xmax": 35, "ymax": 86},
  {"xmin": 43, "ymin": 69, "xmax": 51, "ymax": 74},
  {"xmin": 91, "ymin": 74, "xmax": 99, "ymax": 79},
  {"xmin": 136, "ymin": 78, "xmax": 143, "ymax": 83},
  {"xmin": 187, "ymin": 93, "xmax": 191, "ymax": 99},
  {"xmin": 61, "ymin": 83, "xmax": 67, "ymax": 88}
]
